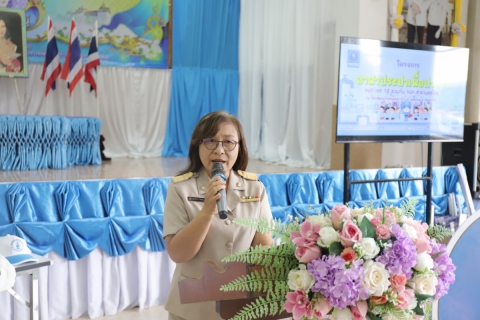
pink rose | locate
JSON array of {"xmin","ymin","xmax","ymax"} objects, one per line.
[
  {"xmin": 290, "ymin": 220, "xmax": 320, "ymax": 246},
  {"xmin": 375, "ymin": 224, "xmax": 391, "ymax": 239},
  {"xmin": 390, "ymin": 273, "xmax": 407, "ymax": 294},
  {"xmin": 374, "ymin": 208, "xmax": 396, "ymax": 225},
  {"xmin": 339, "ymin": 220, "xmax": 362, "ymax": 247},
  {"xmin": 397, "ymin": 288, "xmax": 415, "ymax": 310},
  {"xmin": 295, "ymin": 244, "xmax": 321, "ymax": 263},
  {"xmin": 330, "ymin": 205, "xmax": 352, "ymax": 230},
  {"xmin": 284, "ymin": 290, "xmax": 313, "ymax": 320},
  {"xmin": 370, "ymin": 217, "xmax": 380, "ymax": 227},
  {"xmin": 351, "ymin": 300, "xmax": 368, "ymax": 320},
  {"xmin": 312, "ymin": 295, "xmax": 332, "ymax": 318},
  {"xmin": 404, "ymin": 218, "xmax": 431, "ymax": 254}
]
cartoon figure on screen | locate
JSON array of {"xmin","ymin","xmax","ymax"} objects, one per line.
[
  {"xmin": 401, "ymin": 100, "xmax": 412, "ymax": 121},
  {"xmin": 424, "ymin": 101, "xmax": 432, "ymax": 121},
  {"xmin": 379, "ymin": 105, "xmax": 386, "ymax": 121},
  {"xmin": 413, "ymin": 107, "xmax": 420, "ymax": 120},
  {"xmin": 385, "ymin": 105, "xmax": 393, "ymax": 120},
  {"xmin": 0, "ymin": 13, "xmax": 21, "ymax": 73}
]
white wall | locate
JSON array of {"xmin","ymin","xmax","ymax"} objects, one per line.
[
  {"xmin": 333, "ymin": 0, "xmax": 389, "ymax": 105},
  {"xmin": 465, "ymin": 0, "xmax": 480, "ymax": 123},
  {"xmin": 333, "ymin": 0, "xmax": 472, "ymax": 168}
]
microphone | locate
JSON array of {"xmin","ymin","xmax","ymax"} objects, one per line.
[{"xmin": 211, "ymin": 162, "xmax": 228, "ymax": 220}]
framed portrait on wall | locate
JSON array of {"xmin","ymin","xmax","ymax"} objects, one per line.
[{"xmin": 0, "ymin": 7, "xmax": 28, "ymax": 78}]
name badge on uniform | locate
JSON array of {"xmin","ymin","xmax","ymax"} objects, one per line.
[
  {"xmin": 188, "ymin": 197, "xmax": 205, "ymax": 202},
  {"xmin": 241, "ymin": 196, "xmax": 260, "ymax": 203}
]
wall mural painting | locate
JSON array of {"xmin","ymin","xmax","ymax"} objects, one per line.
[{"xmin": 1, "ymin": 0, "xmax": 170, "ymax": 69}]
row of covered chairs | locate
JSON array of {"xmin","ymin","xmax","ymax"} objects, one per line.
[{"xmin": 258, "ymin": 166, "xmax": 464, "ymax": 222}]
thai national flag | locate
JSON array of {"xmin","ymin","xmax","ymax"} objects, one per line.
[
  {"xmin": 84, "ymin": 21, "xmax": 100, "ymax": 96},
  {"xmin": 40, "ymin": 17, "xmax": 62, "ymax": 96},
  {"xmin": 60, "ymin": 19, "xmax": 83, "ymax": 96}
]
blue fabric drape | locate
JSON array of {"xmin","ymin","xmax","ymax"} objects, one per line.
[
  {"xmin": 316, "ymin": 171, "xmax": 345, "ymax": 203},
  {"xmin": 0, "ymin": 167, "xmax": 464, "ymax": 259},
  {"xmin": 375, "ymin": 169, "xmax": 402, "ymax": 200},
  {"xmin": 0, "ymin": 115, "xmax": 101, "ymax": 170},
  {"xmin": 286, "ymin": 173, "xmax": 321, "ymax": 220},
  {"xmin": 349, "ymin": 170, "xmax": 378, "ymax": 201},
  {"xmin": 399, "ymin": 168, "xmax": 425, "ymax": 197},
  {"xmin": 162, "ymin": 0, "xmax": 240, "ymax": 156},
  {"xmin": 258, "ymin": 173, "xmax": 294, "ymax": 222}
]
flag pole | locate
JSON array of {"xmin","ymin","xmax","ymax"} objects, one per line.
[
  {"xmin": 46, "ymin": 85, "xmax": 49, "ymax": 115},
  {"xmin": 11, "ymin": 76, "xmax": 22, "ymax": 114},
  {"xmin": 95, "ymin": 20, "xmax": 100, "ymax": 119},
  {"xmin": 96, "ymin": 80, "xmax": 100, "ymax": 119}
]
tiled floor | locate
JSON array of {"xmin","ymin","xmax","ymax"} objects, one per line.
[
  {"xmin": 80, "ymin": 305, "xmax": 169, "ymax": 320},
  {"xmin": 0, "ymin": 156, "xmax": 319, "ymax": 183}
]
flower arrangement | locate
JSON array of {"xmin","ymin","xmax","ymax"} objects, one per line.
[{"xmin": 220, "ymin": 199, "xmax": 455, "ymax": 320}]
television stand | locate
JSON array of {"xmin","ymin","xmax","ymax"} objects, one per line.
[{"xmin": 343, "ymin": 142, "xmax": 433, "ymax": 225}]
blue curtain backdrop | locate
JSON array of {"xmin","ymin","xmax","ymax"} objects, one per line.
[{"xmin": 162, "ymin": 0, "xmax": 240, "ymax": 156}]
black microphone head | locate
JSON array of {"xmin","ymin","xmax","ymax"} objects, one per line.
[{"xmin": 211, "ymin": 162, "xmax": 225, "ymax": 176}]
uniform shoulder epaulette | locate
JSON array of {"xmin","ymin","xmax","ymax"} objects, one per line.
[
  {"xmin": 237, "ymin": 170, "xmax": 258, "ymax": 181},
  {"xmin": 172, "ymin": 172, "xmax": 194, "ymax": 183}
]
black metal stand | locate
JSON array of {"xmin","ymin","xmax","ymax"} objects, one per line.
[{"xmin": 343, "ymin": 143, "xmax": 433, "ymax": 225}]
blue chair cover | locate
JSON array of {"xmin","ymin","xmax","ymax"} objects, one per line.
[
  {"xmin": 316, "ymin": 171, "xmax": 344, "ymax": 203},
  {"xmin": 375, "ymin": 168, "xmax": 401, "ymax": 200},
  {"xmin": 444, "ymin": 166, "xmax": 466, "ymax": 208},
  {"xmin": 399, "ymin": 168, "xmax": 425, "ymax": 197},
  {"xmin": 287, "ymin": 173, "xmax": 320, "ymax": 205},
  {"xmin": 259, "ymin": 173, "xmax": 294, "ymax": 222},
  {"xmin": 349, "ymin": 170, "xmax": 378, "ymax": 201},
  {"xmin": 0, "ymin": 168, "xmax": 464, "ymax": 259},
  {"xmin": 423, "ymin": 167, "xmax": 446, "ymax": 196},
  {"xmin": 0, "ymin": 115, "xmax": 100, "ymax": 170}
]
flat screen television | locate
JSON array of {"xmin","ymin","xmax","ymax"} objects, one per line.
[{"xmin": 336, "ymin": 37, "xmax": 469, "ymax": 143}]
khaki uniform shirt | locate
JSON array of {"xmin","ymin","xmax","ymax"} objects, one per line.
[{"xmin": 163, "ymin": 168, "xmax": 272, "ymax": 319}]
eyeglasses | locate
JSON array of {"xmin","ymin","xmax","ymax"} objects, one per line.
[{"xmin": 202, "ymin": 138, "xmax": 238, "ymax": 151}]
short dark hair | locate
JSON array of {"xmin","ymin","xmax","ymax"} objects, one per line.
[
  {"xmin": 0, "ymin": 16, "xmax": 12, "ymax": 40},
  {"xmin": 178, "ymin": 110, "xmax": 248, "ymax": 175}
]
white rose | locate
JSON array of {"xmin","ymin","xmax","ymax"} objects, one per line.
[
  {"xmin": 402, "ymin": 224, "xmax": 418, "ymax": 242},
  {"xmin": 351, "ymin": 208, "xmax": 364, "ymax": 217},
  {"xmin": 287, "ymin": 264, "xmax": 314, "ymax": 292},
  {"xmin": 362, "ymin": 260, "xmax": 391, "ymax": 296},
  {"xmin": 358, "ymin": 237, "xmax": 380, "ymax": 260},
  {"xmin": 308, "ymin": 214, "xmax": 333, "ymax": 228},
  {"xmin": 382, "ymin": 313, "xmax": 398, "ymax": 320},
  {"xmin": 410, "ymin": 273, "xmax": 438, "ymax": 296},
  {"xmin": 406, "ymin": 293, "xmax": 418, "ymax": 310},
  {"xmin": 317, "ymin": 227, "xmax": 339, "ymax": 247},
  {"xmin": 414, "ymin": 252, "xmax": 434, "ymax": 272},
  {"xmin": 357, "ymin": 213, "xmax": 374, "ymax": 225},
  {"xmin": 331, "ymin": 307, "xmax": 353, "ymax": 320}
]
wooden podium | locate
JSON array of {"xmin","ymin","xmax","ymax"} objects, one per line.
[{"xmin": 178, "ymin": 260, "xmax": 292, "ymax": 320}]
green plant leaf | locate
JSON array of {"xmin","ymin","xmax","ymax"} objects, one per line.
[
  {"xmin": 328, "ymin": 242, "xmax": 344, "ymax": 255},
  {"xmin": 413, "ymin": 304, "xmax": 425, "ymax": 316},
  {"xmin": 415, "ymin": 293, "xmax": 434, "ymax": 302},
  {"xmin": 367, "ymin": 312, "xmax": 382, "ymax": 320},
  {"xmin": 359, "ymin": 216, "xmax": 377, "ymax": 239}
]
